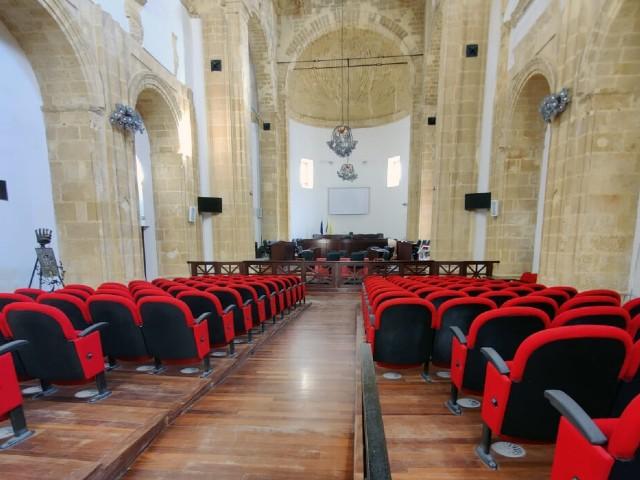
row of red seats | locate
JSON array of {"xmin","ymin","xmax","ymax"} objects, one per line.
[
  {"xmin": 361, "ymin": 275, "xmax": 640, "ymax": 477},
  {"xmin": 0, "ymin": 274, "xmax": 304, "ymax": 450}
]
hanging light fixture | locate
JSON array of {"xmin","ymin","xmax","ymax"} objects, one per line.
[{"xmin": 329, "ymin": 0, "xmax": 358, "ymax": 180}]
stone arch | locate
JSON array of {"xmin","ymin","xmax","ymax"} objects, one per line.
[
  {"xmin": 487, "ymin": 72, "xmax": 551, "ymax": 276},
  {"xmin": 570, "ymin": 0, "xmax": 640, "ymax": 290},
  {"xmin": 0, "ymin": 0, "xmax": 107, "ymax": 284},
  {"xmin": 132, "ymin": 77, "xmax": 192, "ymax": 277},
  {"xmin": 247, "ymin": 14, "xmax": 277, "ymax": 113},
  {"xmin": 282, "ymin": 10, "xmax": 418, "ymax": 61}
]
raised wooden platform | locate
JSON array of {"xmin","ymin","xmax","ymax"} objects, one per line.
[
  {"xmin": 376, "ymin": 366, "xmax": 554, "ymax": 479},
  {"xmin": 0, "ymin": 303, "xmax": 310, "ymax": 480},
  {"xmin": 125, "ymin": 293, "xmax": 358, "ymax": 480}
]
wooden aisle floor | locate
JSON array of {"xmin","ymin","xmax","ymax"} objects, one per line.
[{"xmin": 125, "ymin": 293, "xmax": 358, "ymax": 480}]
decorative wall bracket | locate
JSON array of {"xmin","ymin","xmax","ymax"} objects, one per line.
[
  {"xmin": 109, "ymin": 103, "xmax": 145, "ymax": 134},
  {"xmin": 539, "ymin": 88, "xmax": 571, "ymax": 123}
]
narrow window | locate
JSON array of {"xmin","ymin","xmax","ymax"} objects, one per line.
[
  {"xmin": 300, "ymin": 158, "xmax": 314, "ymax": 189},
  {"xmin": 387, "ymin": 156, "xmax": 401, "ymax": 188}
]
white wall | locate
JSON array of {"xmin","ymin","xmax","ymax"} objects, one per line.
[
  {"xmin": 141, "ymin": 0, "xmax": 192, "ymax": 83},
  {"xmin": 288, "ymin": 117, "xmax": 410, "ymax": 240},
  {"xmin": 0, "ymin": 23, "xmax": 59, "ymax": 291},
  {"xmin": 92, "ymin": 0, "xmax": 129, "ymax": 32},
  {"xmin": 93, "ymin": 0, "xmax": 194, "ymax": 85},
  {"xmin": 135, "ymin": 129, "xmax": 159, "ymax": 280}
]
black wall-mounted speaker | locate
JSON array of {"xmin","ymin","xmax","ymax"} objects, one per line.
[
  {"xmin": 210, "ymin": 59, "xmax": 222, "ymax": 71},
  {"xmin": 263, "ymin": 122, "xmax": 271, "ymax": 131},
  {"xmin": 465, "ymin": 192, "xmax": 491, "ymax": 210},
  {"xmin": 198, "ymin": 196, "xmax": 222, "ymax": 214},
  {"xmin": 427, "ymin": 116, "xmax": 436, "ymax": 126},
  {"xmin": 465, "ymin": 44, "xmax": 479, "ymax": 57},
  {"xmin": 0, "ymin": 180, "xmax": 7, "ymax": 201}
]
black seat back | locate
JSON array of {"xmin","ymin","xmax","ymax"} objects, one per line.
[
  {"xmin": 87, "ymin": 295, "xmax": 148, "ymax": 359},
  {"xmin": 139, "ymin": 298, "xmax": 198, "ymax": 360},
  {"xmin": 374, "ymin": 299, "xmax": 435, "ymax": 365}
]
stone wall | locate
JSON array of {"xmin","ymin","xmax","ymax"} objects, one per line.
[{"xmin": 0, "ymin": 0, "xmax": 200, "ymax": 284}]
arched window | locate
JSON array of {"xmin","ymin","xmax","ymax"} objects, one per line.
[
  {"xmin": 300, "ymin": 158, "xmax": 314, "ymax": 189},
  {"xmin": 387, "ymin": 156, "xmax": 401, "ymax": 188}
]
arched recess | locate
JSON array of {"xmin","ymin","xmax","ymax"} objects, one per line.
[
  {"xmin": 571, "ymin": 0, "xmax": 640, "ymax": 291},
  {"xmin": 133, "ymin": 82, "xmax": 193, "ymax": 278},
  {"xmin": 487, "ymin": 73, "xmax": 550, "ymax": 276},
  {"xmin": 0, "ymin": 0, "xmax": 108, "ymax": 284}
]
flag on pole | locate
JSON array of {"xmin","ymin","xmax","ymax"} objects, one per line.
[{"xmin": 320, "ymin": 221, "xmax": 323, "ymax": 235}]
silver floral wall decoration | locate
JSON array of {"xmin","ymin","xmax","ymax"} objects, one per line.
[
  {"xmin": 539, "ymin": 88, "xmax": 571, "ymax": 123},
  {"xmin": 337, "ymin": 162, "xmax": 358, "ymax": 182},
  {"xmin": 109, "ymin": 103, "xmax": 145, "ymax": 134}
]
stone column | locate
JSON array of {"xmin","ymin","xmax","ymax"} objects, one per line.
[{"xmin": 198, "ymin": 0, "xmax": 256, "ymax": 260}]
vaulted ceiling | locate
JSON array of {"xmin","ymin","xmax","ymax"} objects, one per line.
[{"xmin": 286, "ymin": 27, "xmax": 412, "ymax": 127}]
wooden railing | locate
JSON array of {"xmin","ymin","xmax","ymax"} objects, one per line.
[
  {"xmin": 187, "ymin": 260, "xmax": 499, "ymax": 289},
  {"xmin": 360, "ymin": 343, "xmax": 392, "ymax": 480}
]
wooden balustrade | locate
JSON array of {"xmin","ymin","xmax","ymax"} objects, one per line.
[{"xmin": 187, "ymin": 260, "xmax": 499, "ymax": 290}]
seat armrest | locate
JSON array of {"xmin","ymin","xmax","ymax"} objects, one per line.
[
  {"xmin": 243, "ymin": 299, "xmax": 253, "ymax": 306},
  {"xmin": 195, "ymin": 312, "xmax": 211, "ymax": 325},
  {"xmin": 223, "ymin": 304, "xmax": 236, "ymax": 314},
  {"xmin": 450, "ymin": 326, "xmax": 467, "ymax": 345},
  {"xmin": 544, "ymin": 390, "xmax": 608, "ymax": 445},
  {"xmin": 0, "ymin": 339, "xmax": 28, "ymax": 356},
  {"xmin": 480, "ymin": 347, "xmax": 510, "ymax": 375},
  {"xmin": 258, "ymin": 295, "xmax": 266, "ymax": 301},
  {"xmin": 78, "ymin": 322, "xmax": 109, "ymax": 337}
]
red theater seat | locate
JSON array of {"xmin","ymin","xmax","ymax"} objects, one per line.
[
  {"xmin": 557, "ymin": 295, "xmax": 620, "ymax": 314},
  {"xmin": 623, "ymin": 298, "xmax": 640, "ymax": 320},
  {"xmin": 576, "ymin": 289, "xmax": 621, "ymax": 305},
  {"xmin": 531, "ymin": 288, "xmax": 572, "ymax": 307},
  {"xmin": 431, "ymin": 297, "xmax": 495, "ymax": 369},
  {"xmin": 87, "ymin": 294, "xmax": 150, "ymax": 368},
  {"xmin": 503, "ymin": 295, "xmax": 559, "ymax": 320},
  {"xmin": 475, "ymin": 326, "xmax": 630, "ymax": 469},
  {"xmin": 551, "ymin": 306, "xmax": 630, "ymax": 330},
  {"xmin": 178, "ymin": 291, "xmax": 236, "ymax": 354},
  {"xmin": 4, "ymin": 303, "xmax": 110, "ymax": 401},
  {"xmin": 611, "ymin": 340, "xmax": 640, "ymax": 417},
  {"xmin": 63, "ymin": 284, "xmax": 95, "ymax": 295},
  {"xmin": 38, "ymin": 293, "xmax": 92, "ymax": 330},
  {"xmin": 205, "ymin": 287, "xmax": 254, "ymax": 342},
  {"xmin": 14, "ymin": 288, "xmax": 45, "ymax": 300},
  {"xmin": 478, "ymin": 290, "xmax": 518, "ymax": 307},
  {"xmin": 546, "ymin": 390, "xmax": 640, "ymax": 480},
  {"xmin": 447, "ymin": 306, "xmax": 549, "ymax": 415},
  {"xmin": 367, "ymin": 298, "xmax": 435, "ymax": 372},
  {"xmin": 138, "ymin": 296, "xmax": 211, "ymax": 375},
  {"xmin": 0, "ymin": 340, "xmax": 33, "ymax": 449},
  {"xmin": 58, "ymin": 288, "xmax": 91, "ymax": 301},
  {"xmin": 0, "ymin": 294, "xmax": 34, "ymax": 314}
]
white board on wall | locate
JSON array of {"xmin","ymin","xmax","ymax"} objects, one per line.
[{"xmin": 328, "ymin": 187, "xmax": 369, "ymax": 215}]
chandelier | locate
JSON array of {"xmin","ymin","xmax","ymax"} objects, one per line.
[
  {"xmin": 337, "ymin": 162, "xmax": 358, "ymax": 181},
  {"xmin": 329, "ymin": 0, "xmax": 358, "ymax": 180},
  {"xmin": 327, "ymin": 125, "xmax": 357, "ymax": 158}
]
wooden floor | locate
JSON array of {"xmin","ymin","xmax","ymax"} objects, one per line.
[
  {"xmin": 125, "ymin": 293, "xmax": 358, "ymax": 480},
  {"xmin": 0, "ymin": 304, "xmax": 308, "ymax": 480},
  {"xmin": 377, "ymin": 366, "xmax": 554, "ymax": 479}
]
